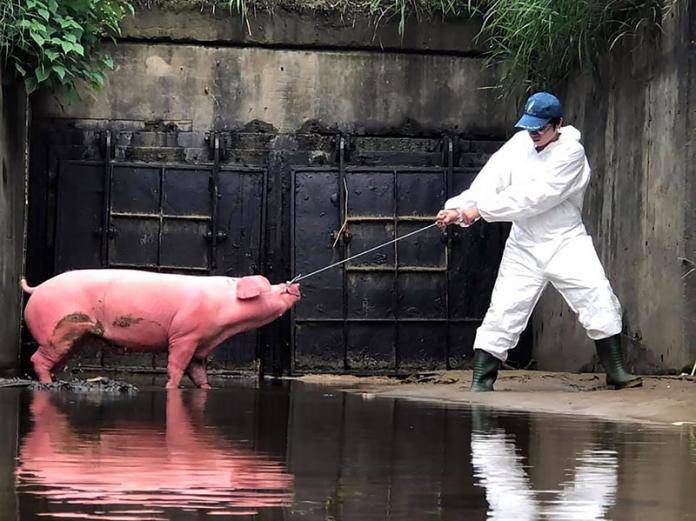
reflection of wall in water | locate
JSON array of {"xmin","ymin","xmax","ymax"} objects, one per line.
[
  {"xmin": 611, "ymin": 422, "xmax": 696, "ymax": 521},
  {"xmin": 0, "ymin": 390, "xmax": 19, "ymax": 517},
  {"xmin": 285, "ymin": 384, "xmax": 491, "ymax": 519}
]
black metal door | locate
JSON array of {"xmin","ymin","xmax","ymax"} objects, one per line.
[
  {"xmin": 53, "ymin": 159, "xmax": 267, "ymax": 370},
  {"xmin": 291, "ymin": 166, "xmax": 508, "ymax": 373}
]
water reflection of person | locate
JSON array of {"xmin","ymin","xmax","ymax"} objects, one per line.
[
  {"xmin": 16, "ymin": 390, "xmax": 293, "ymax": 518},
  {"xmin": 470, "ymin": 406, "xmax": 617, "ymax": 520}
]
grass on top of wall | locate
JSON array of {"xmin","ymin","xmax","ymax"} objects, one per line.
[
  {"xmin": 1, "ymin": 0, "xmax": 675, "ymax": 99},
  {"xmin": 134, "ymin": 0, "xmax": 675, "ymax": 99}
]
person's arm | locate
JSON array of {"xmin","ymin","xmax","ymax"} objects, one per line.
[
  {"xmin": 437, "ymin": 137, "xmax": 520, "ymax": 228},
  {"xmin": 444, "ymin": 147, "xmax": 511, "ymax": 212},
  {"xmin": 477, "ymin": 147, "xmax": 587, "ymax": 222}
]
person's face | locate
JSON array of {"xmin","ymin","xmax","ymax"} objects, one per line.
[{"xmin": 528, "ymin": 122, "xmax": 561, "ymax": 150}]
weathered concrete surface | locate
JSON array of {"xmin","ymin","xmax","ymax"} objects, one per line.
[
  {"xmin": 0, "ymin": 76, "xmax": 29, "ymax": 376},
  {"xmin": 124, "ymin": 5, "xmax": 484, "ymax": 53},
  {"xmin": 533, "ymin": 3, "xmax": 695, "ymax": 374},
  {"xmin": 33, "ymin": 42, "xmax": 512, "ymax": 137}
]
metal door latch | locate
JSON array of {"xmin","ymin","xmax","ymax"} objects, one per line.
[{"xmin": 206, "ymin": 230, "xmax": 228, "ymax": 242}]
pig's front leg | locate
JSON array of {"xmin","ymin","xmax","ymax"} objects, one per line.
[
  {"xmin": 185, "ymin": 356, "xmax": 211, "ymax": 389},
  {"xmin": 166, "ymin": 338, "xmax": 199, "ymax": 389}
]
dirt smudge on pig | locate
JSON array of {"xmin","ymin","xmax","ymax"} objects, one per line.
[
  {"xmin": 112, "ymin": 316, "xmax": 144, "ymax": 328},
  {"xmin": 54, "ymin": 313, "xmax": 91, "ymax": 330}
]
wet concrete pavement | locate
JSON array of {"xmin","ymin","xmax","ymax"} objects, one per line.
[{"xmin": 0, "ymin": 380, "xmax": 695, "ymax": 520}]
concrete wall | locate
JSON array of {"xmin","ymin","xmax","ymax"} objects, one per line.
[
  {"xmin": 0, "ymin": 74, "xmax": 29, "ymax": 376},
  {"xmin": 533, "ymin": 3, "xmax": 695, "ymax": 373},
  {"xmin": 34, "ymin": 9, "xmax": 512, "ymax": 138},
  {"xmin": 34, "ymin": 42, "xmax": 509, "ymax": 137}
]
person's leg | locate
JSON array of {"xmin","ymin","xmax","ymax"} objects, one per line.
[
  {"xmin": 548, "ymin": 235, "xmax": 641, "ymax": 388},
  {"xmin": 471, "ymin": 243, "xmax": 547, "ymax": 391}
]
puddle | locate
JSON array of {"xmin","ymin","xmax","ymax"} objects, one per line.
[{"xmin": 0, "ymin": 381, "xmax": 694, "ymax": 520}]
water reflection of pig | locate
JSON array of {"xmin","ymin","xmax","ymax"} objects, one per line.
[
  {"xmin": 21, "ymin": 269, "xmax": 301, "ymax": 388},
  {"xmin": 16, "ymin": 390, "xmax": 294, "ymax": 517}
]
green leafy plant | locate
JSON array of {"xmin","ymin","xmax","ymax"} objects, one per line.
[
  {"xmin": 0, "ymin": 0, "xmax": 134, "ymax": 95},
  {"xmin": 354, "ymin": 0, "xmax": 674, "ymax": 99}
]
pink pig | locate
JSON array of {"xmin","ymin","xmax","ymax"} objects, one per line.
[{"xmin": 21, "ymin": 269, "xmax": 301, "ymax": 389}]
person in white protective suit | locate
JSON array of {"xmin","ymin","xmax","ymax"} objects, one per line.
[{"xmin": 436, "ymin": 92, "xmax": 642, "ymax": 392}]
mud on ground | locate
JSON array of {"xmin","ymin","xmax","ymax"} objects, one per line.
[
  {"xmin": 0, "ymin": 376, "xmax": 138, "ymax": 394},
  {"xmin": 296, "ymin": 370, "xmax": 696, "ymax": 425}
]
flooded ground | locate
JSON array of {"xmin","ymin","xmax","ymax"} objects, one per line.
[{"xmin": 1, "ymin": 380, "xmax": 695, "ymax": 520}]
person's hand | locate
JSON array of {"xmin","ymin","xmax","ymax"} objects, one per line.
[
  {"xmin": 461, "ymin": 207, "xmax": 480, "ymax": 225},
  {"xmin": 436, "ymin": 209, "xmax": 460, "ymax": 230}
]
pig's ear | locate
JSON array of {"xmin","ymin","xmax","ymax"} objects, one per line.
[{"xmin": 236, "ymin": 276, "xmax": 270, "ymax": 300}]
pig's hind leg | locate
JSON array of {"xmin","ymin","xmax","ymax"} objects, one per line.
[
  {"xmin": 185, "ymin": 356, "xmax": 211, "ymax": 389},
  {"xmin": 31, "ymin": 316, "xmax": 100, "ymax": 383},
  {"xmin": 30, "ymin": 348, "xmax": 56, "ymax": 384}
]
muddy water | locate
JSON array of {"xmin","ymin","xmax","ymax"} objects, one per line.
[{"xmin": 0, "ymin": 382, "xmax": 695, "ymax": 520}]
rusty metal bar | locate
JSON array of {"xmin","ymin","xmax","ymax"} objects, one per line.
[
  {"xmin": 100, "ymin": 130, "xmax": 113, "ymax": 267},
  {"xmin": 346, "ymin": 266, "xmax": 447, "ymax": 272},
  {"xmin": 338, "ymin": 135, "xmax": 348, "ymax": 370},
  {"xmin": 259, "ymin": 166, "xmax": 268, "ymax": 275},
  {"xmin": 295, "ymin": 165, "xmax": 440, "ymax": 174},
  {"xmin": 345, "ymin": 215, "xmax": 437, "ymax": 223},
  {"xmin": 445, "ymin": 136, "xmax": 453, "ymax": 368},
  {"xmin": 392, "ymin": 167, "xmax": 399, "ymax": 369},
  {"xmin": 290, "ymin": 168, "xmax": 298, "ymax": 374},
  {"xmin": 294, "ymin": 318, "xmax": 482, "ymax": 323},
  {"xmin": 156, "ymin": 166, "xmax": 165, "ymax": 271},
  {"xmin": 110, "ymin": 212, "xmax": 211, "ymax": 221},
  {"xmin": 109, "ymin": 262, "xmax": 209, "ymax": 273},
  {"xmin": 256, "ymin": 165, "xmax": 269, "ymax": 376},
  {"xmin": 210, "ymin": 133, "xmax": 221, "ymax": 270}
]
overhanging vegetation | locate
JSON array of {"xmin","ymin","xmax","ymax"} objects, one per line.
[
  {"xmin": 0, "ymin": 0, "xmax": 132, "ymax": 96},
  {"xmin": 1, "ymin": 0, "xmax": 675, "ymax": 99},
  {"xmin": 137, "ymin": 0, "xmax": 675, "ymax": 99}
]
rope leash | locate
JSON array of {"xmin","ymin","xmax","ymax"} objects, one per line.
[{"xmin": 288, "ymin": 222, "xmax": 439, "ymax": 284}]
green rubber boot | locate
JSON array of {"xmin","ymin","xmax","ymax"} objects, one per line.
[
  {"xmin": 470, "ymin": 349, "xmax": 501, "ymax": 392},
  {"xmin": 595, "ymin": 334, "xmax": 642, "ymax": 389}
]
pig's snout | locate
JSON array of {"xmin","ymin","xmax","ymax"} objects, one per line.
[{"xmin": 284, "ymin": 283, "xmax": 301, "ymax": 298}]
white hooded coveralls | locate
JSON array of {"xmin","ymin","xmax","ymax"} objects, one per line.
[{"xmin": 445, "ymin": 126, "xmax": 622, "ymax": 362}]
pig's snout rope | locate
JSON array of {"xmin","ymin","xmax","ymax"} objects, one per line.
[{"xmin": 288, "ymin": 222, "xmax": 439, "ymax": 284}]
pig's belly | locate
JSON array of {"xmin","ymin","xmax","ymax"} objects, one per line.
[{"xmin": 101, "ymin": 319, "xmax": 170, "ymax": 352}]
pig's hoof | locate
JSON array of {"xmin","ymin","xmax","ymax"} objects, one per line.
[
  {"xmin": 35, "ymin": 371, "xmax": 53, "ymax": 384},
  {"xmin": 199, "ymin": 384, "xmax": 212, "ymax": 390},
  {"xmin": 165, "ymin": 383, "xmax": 180, "ymax": 389}
]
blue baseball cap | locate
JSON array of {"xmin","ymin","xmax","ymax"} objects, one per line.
[{"xmin": 515, "ymin": 92, "xmax": 563, "ymax": 131}]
